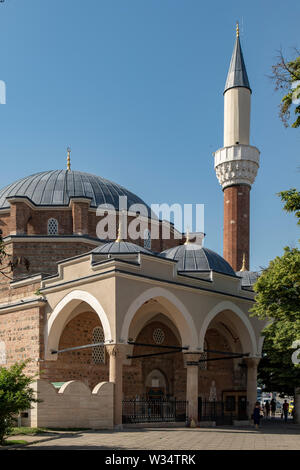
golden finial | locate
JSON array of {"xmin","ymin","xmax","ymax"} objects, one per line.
[
  {"xmin": 67, "ymin": 147, "xmax": 71, "ymax": 171},
  {"xmin": 240, "ymin": 253, "xmax": 247, "ymax": 271},
  {"xmin": 236, "ymin": 21, "xmax": 240, "ymax": 38},
  {"xmin": 184, "ymin": 228, "xmax": 190, "ymax": 245},
  {"xmin": 116, "ymin": 218, "xmax": 123, "ymax": 243}
]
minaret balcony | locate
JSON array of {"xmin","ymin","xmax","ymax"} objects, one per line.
[{"xmin": 213, "ymin": 144, "xmax": 260, "ymax": 190}]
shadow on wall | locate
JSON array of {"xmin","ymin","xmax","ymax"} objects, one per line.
[{"xmin": 23, "ymin": 380, "xmax": 114, "ymax": 430}]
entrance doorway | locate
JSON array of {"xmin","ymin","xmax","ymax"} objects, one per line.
[{"xmin": 145, "ymin": 369, "xmax": 168, "ymax": 399}]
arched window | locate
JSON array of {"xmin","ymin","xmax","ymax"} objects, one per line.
[
  {"xmin": 47, "ymin": 218, "xmax": 58, "ymax": 235},
  {"xmin": 92, "ymin": 326, "xmax": 105, "ymax": 364},
  {"xmin": 199, "ymin": 340, "xmax": 208, "ymax": 370},
  {"xmin": 143, "ymin": 229, "xmax": 151, "ymax": 250}
]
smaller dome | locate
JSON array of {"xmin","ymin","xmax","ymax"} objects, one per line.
[
  {"xmin": 92, "ymin": 241, "xmax": 152, "ymax": 255},
  {"xmin": 160, "ymin": 244, "xmax": 236, "ymax": 276},
  {"xmin": 236, "ymin": 270, "xmax": 259, "ymax": 288}
]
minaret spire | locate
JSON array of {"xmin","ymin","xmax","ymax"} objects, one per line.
[
  {"xmin": 67, "ymin": 147, "xmax": 71, "ymax": 171},
  {"xmin": 224, "ymin": 23, "xmax": 251, "ymax": 96},
  {"xmin": 213, "ymin": 26, "xmax": 260, "ymax": 272}
]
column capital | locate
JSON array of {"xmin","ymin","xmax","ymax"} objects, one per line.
[
  {"xmin": 184, "ymin": 352, "xmax": 202, "ymax": 365},
  {"xmin": 106, "ymin": 343, "xmax": 131, "ymax": 359},
  {"xmin": 244, "ymin": 356, "xmax": 261, "ymax": 368}
]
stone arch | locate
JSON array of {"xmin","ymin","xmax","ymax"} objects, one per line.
[
  {"xmin": 120, "ymin": 287, "xmax": 198, "ymax": 349},
  {"xmin": 45, "ymin": 290, "xmax": 112, "ymax": 360},
  {"xmin": 198, "ymin": 300, "xmax": 258, "ymax": 356}
]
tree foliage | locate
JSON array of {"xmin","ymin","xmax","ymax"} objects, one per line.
[
  {"xmin": 271, "ymin": 51, "xmax": 300, "ymax": 128},
  {"xmin": 0, "ymin": 361, "xmax": 38, "ymax": 445},
  {"xmin": 278, "ymin": 188, "xmax": 300, "ymax": 225},
  {"xmin": 251, "ymin": 190, "xmax": 300, "ymax": 396}
]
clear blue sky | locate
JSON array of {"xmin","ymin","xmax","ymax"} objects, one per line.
[{"xmin": 0, "ymin": 0, "xmax": 299, "ymax": 271}]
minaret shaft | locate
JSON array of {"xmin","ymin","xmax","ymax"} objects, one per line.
[
  {"xmin": 224, "ymin": 87, "xmax": 251, "ymax": 147},
  {"xmin": 214, "ymin": 28, "xmax": 260, "ymax": 272},
  {"xmin": 223, "ymin": 184, "xmax": 250, "ymax": 271}
]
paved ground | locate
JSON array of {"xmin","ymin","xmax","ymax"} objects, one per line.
[{"xmin": 4, "ymin": 421, "xmax": 300, "ymax": 451}]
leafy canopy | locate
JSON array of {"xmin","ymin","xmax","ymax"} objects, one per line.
[
  {"xmin": 0, "ymin": 361, "xmax": 38, "ymax": 445},
  {"xmin": 251, "ymin": 189, "xmax": 300, "ymax": 395},
  {"xmin": 271, "ymin": 51, "xmax": 300, "ymax": 128}
]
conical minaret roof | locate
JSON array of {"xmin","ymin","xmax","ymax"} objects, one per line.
[{"xmin": 224, "ymin": 25, "xmax": 251, "ymax": 94}]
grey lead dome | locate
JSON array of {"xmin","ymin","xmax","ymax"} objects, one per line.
[
  {"xmin": 0, "ymin": 169, "xmax": 152, "ymax": 215},
  {"xmin": 92, "ymin": 241, "xmax": 152, "ymax": 254},
  {"xmin": 160, "ymin": 245, "xmax": 237, "ymax": 276}
]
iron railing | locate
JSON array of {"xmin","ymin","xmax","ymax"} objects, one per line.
[
  {"xmin": 198, "ymin": 399, "xmax": 249, "ymax": 425},
  {"xmin": 122, "ymin": 399, "xmax": 188, "ymax": 423}
]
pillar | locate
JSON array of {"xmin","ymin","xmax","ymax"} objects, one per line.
[
  {"xmin": 245, "ymin": 357, "xmax": 260, "ymax": 419},
  {"xmin": 70, "ymin": 198, "xmax": 91, "ymax": 236},
  {"xmin": 185, "ymin": 353, "xmax": 200, "ymax": 425},
  {"xmin": 8, "ymin": 198, "xmax": 32, "ymax": 235},
  {"xmin": 106, "ymin": 344, "xmax": 129, "ymax": 429}
]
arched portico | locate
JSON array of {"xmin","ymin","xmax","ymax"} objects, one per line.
[
  {"xmin": 45, "ymin": 290, "xmax": 112, "ymax": 361},
  {"xmin": 120, "ymin": 287, "xmax": 198, "ymax": 349},
  {"xmin": 198, "ymin": 300, "xmax": 258, "ymax": 356},
  {"xmin": 198, "ymin": 300, "xmax": 260, "ymax": 420}
]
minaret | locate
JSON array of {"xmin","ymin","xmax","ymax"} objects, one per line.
[{"xmin": 214, "ymin": 23, "xmax": 260, "ymax": 271}]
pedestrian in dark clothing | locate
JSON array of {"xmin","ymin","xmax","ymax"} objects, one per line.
[
  {"xmin": 282, "ymin": 400, "xmax": 289, "ymax": 423},
  {"xmin": 253, "ymin": 402, "xmax": 261, "ymax": 429},
  {"xmin": 270, "ymin": 399, "xmax": 276, "ymax": 418}
]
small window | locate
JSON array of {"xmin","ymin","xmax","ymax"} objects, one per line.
[
  {"xmin": 47, "ymin": 218, "xmax": 58, "ymax": 235},
  {"xmin": 153, "ymin": 328, "xmax": 165, "ymax": 345},
  {"xmin": 92, "ymin": 327, "xmax": 105, "ymax": 364},
  {"xmin": 144, "ymin": 229, "xmax": 151, "ymax": 250}
]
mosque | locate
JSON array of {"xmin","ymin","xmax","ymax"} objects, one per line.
[{"xmin": 0, "ymin": 25, "xmax": 266, "ymax": 429}]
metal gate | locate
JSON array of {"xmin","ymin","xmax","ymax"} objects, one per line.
[
  {"xmin": 122, "ymin": 399, "xmax": 188, "ymax": 424},
  {"xmin": 198, "ymin": 398, "xmax": 249, "ymax": 425}
]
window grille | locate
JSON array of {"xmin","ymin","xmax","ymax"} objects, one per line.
[
  {"xmin": 153, "ymin": 328, "xmax": 165, "ymax": 345},
  {"xmin": 92, "ymin": 327, "xmax": 105, "ymax": 364},
  {"xmin": 47, "ymin": 218, "xmax": 58, "ymax": 235}
]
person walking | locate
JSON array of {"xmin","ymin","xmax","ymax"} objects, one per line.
[
  {"xmin": 265, "ymin": 400, "xmax": 270, "ymax": 419},
  {"xmin": 270, "ymin": 398, "xmax": 276, "ymax": 418},
  {"xmin": 252, "ymin": 402, "xmax": 262, "ymax": 429},
  {"xmin": 282, "ymin": 400, "xmax": 289, "ymax": 423}
]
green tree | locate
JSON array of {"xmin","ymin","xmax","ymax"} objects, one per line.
[
  {"xmin": 271, "ymin": 51, "xmax": 300, "ymax": 128},
  {"xmin": 278, "ymin": 189, "xmax": 300, "ymax": 226},
  {"xmin": 251, "ymin": 190, "xmax": 300, "ymax": 422},
  {"xmin": 0, "ymin": 362, "xmax": 38, "ymax": 445}
]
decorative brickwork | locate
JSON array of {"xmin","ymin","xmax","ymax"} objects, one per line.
[{"xmin": 223, "ymin": 184, "xmax": 250, "ymax": 271}]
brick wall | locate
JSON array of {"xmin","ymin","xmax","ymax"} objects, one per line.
[
  {"xmin": 0, "ymin": 305, "xmax": 43, "ymax": 377},
  {"xmin": 223, "ymin": 184, "xmax": 250, "ymax": 271},
  {"xmin": 10, "ymin": 241, "xmax": 95, "ymax": 279}
]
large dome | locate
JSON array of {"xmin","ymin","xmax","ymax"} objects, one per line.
[
  {"xmin": 0, "ymin": 170, "xmax": 152, "ymax": 215},
  {"xmin": 160, "ymin": 244, "xmax": 236, "ymax": 276}
]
